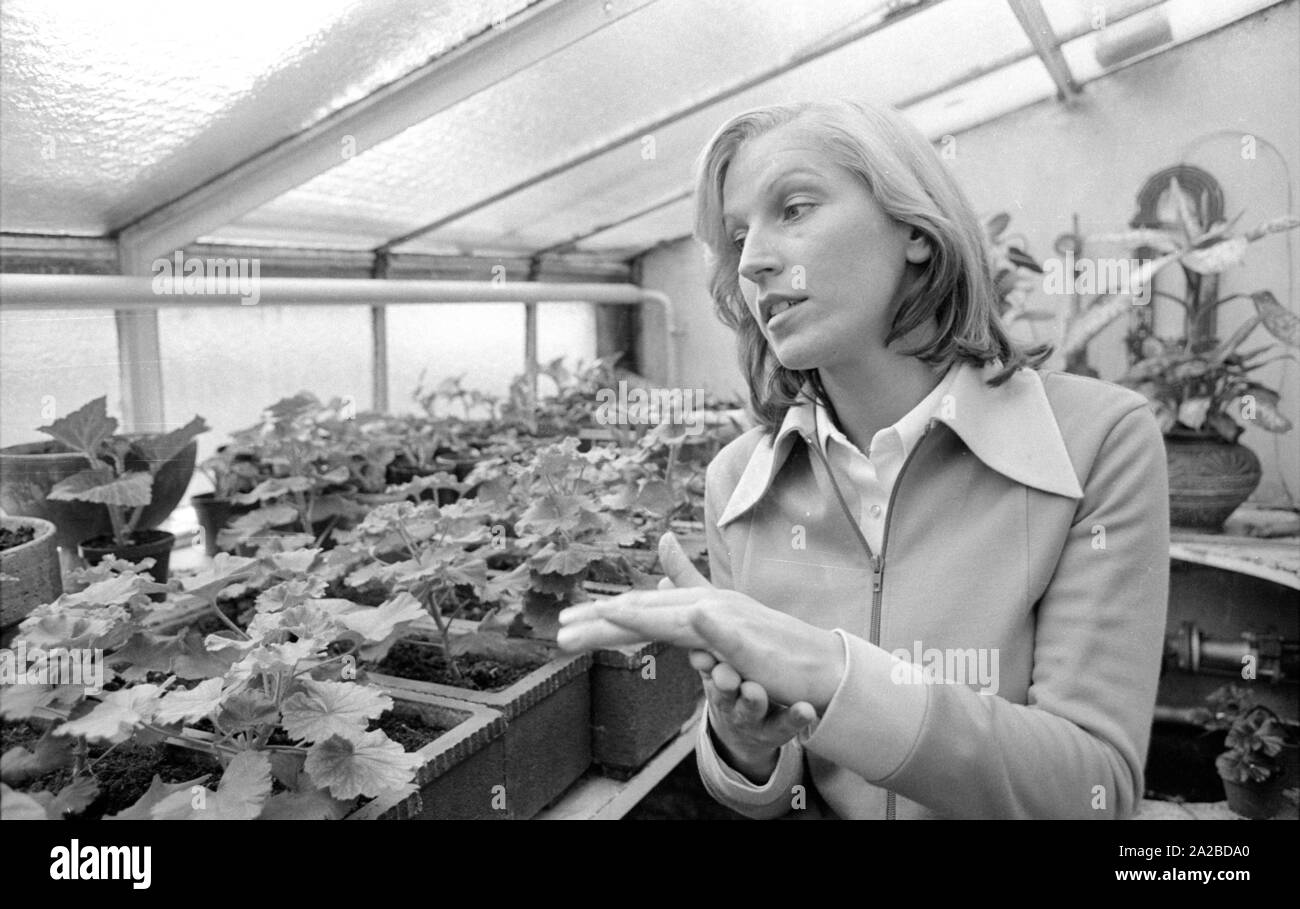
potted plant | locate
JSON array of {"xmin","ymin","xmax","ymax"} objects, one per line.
[
  {"xmin": 190, "ymin": 440, "xmax": 267, "ymax": 557},
  {"xmin": 29, "ymin": 397, "xmax": 208, "ymax": 582},
  {"xmin": 1197, "ymin": 684, "xmax": 1299, "ymax": 819},
  {"xmin": 0, "ymin": 551, "xmax": 508, "ymax": 820},
  {"xmin": 0, "ymin": 516, "xmax": 62, "ymax": 646},
  {"xmin": 1, "ymin": 401, "xmax": 201, "ymax": 554},
  {"xmin": 327, "ymin": 496, "xmax": 594, "ymax": 819},
  {"xmin": 215, "ymin": 393, "xmax": 366, "ymax": 553},
  {"xmin": 1073, "ymin": 179, "xmax": 1300, "ymax": 529}
]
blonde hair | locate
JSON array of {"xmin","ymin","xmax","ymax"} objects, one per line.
[{"xmin": 693, "ymin": 99, "xmax": 1050, "ymax": 431}]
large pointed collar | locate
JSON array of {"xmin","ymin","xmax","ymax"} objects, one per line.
[{"xmin": 717, "ymin": 360, "xmax": 1084, "ymax": 528}]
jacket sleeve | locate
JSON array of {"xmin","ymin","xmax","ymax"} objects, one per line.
[
  {"xmin": 799, "ymin": 403, "xmax": 1170, "ymax": 818},
  {"xmin": 695, "ymin": 456, "xmax": 806, "ymax": 819}
]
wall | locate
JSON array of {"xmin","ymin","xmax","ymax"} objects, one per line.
[{"xmin": 639, "ymin": 2, "xmax": 1300, "ymax": 504}]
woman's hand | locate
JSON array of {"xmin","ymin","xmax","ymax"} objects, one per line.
[
  {"xmin": 692, "ymin": 648, "xmax": 818, "ymax": 784},
  {"xmin": 556, "ymin": 532, "xmax": 847, "ymax": 711}
]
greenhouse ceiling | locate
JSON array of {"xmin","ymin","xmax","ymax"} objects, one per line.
[{"xmin": 0, "ymin": 0, "xmax": 1286, "ymax": 272}]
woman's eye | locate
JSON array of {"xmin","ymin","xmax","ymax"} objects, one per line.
[
  {"xmin": 784, "ymin": 202, "xmax": 814, "ymax": 221},
  {"xmin": 731, "ymin": 233, "xmax": 747, "ymax": 252}
]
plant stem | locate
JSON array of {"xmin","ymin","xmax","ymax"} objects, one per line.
[
  {"xmin": 206, "ymin": 596, "xmax": 250, "ymax": 640},
  {"xmin": 427, "ymin": 590, "xmax": 464, "ymax": 683}
]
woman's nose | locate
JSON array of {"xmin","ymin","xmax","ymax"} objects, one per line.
[{"xmin": 737, "ymin": 230, "xmax": 782, "ymax": 285}]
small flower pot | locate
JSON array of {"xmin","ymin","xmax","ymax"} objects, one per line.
[
  {"xmin": 190, "ymin": 492, "xmax": 256, "ymax": 557},
  {"xmin": 79, "ymin": 529, "xmax": 175, "ymax": 584},
  {"xmin": 365, "ymin": 634, "xmax": 592, "ymax": 819},
  {"xmin": 1221, "ymin": 775, "xmax": 1286, "ymax": 819},
  {"xmin": 0, "ymin": 516, "xmax": 62, "ymax": 645}
]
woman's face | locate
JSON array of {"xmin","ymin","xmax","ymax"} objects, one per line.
[{"xmin": 721, "ymin": 123, "xmax": 929, "ymax": 372}]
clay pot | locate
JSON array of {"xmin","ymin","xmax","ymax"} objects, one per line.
[
  {"xmin": 0, "ymin": 439, "xmax": 197, "ymax": 551},
  {"xmin": 0, "ymin": 516, "xmax": 62, "ymax": 643},
  {"xmin": 1164, "ymin": 430, "xmax": 1261, "ymax": 530}
]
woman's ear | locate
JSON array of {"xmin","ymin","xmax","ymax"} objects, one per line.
[{"xmin": 905, "ymin": 227, "xmax": 932, "ymax": 265}]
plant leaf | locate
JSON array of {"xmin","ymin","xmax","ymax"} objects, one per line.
[
  {"xmin": 305, "ymin": 731, "xmax": 423, "ymax": 801},
  {"xmin": 517, "ymin": 493, "xmax": 581, "ymax": 535},
  {"xmin": 259, "ymin": 787, "xmax": 349, "ymax": 820},
  {"xmin": 105, "ymin": 774, "xmax": 209, "ymax": 820},
  {"xmin": 1167, "ymin": 176, "xmax": 1203, "ymax": 245},
  {"xmin": 214, "ymin": 690, "xmax": 279, "ymax": 731},
  {"xmin": 1177, "ymin": 398, "xmax": 1212, "ymax": 431},
  {"xmin": 337, "ymin": 592, "xmax": 427, "ymax": 643},
  {"xmin": 49, "ymin": 776, "xmax": 99, "ymax": 817},
  {"xmin": 1063, "ymin": 295, "xmax": 1133, "ymax": 355},
  {"xmin": 1086, "ymin": 229, "xmax": 1183, "ymax": 253},
  {"xmin": 56, "ymin": 685, "xmax": 163, "ymax": 743},
  {"xmin": 0, "ymin": 783, "xmax": 52, "ymax": 820},
  {"xmin": 1181, "ymin": 237, "xmax": 1248, "ymax": 275},
  {"xmin": 49, "ymin": 469, "xmax": 152, "ymax": 507},
  {"xmin": 1237, "ymin": 391, "xmax": 1293, "ymax": 433},
  {"xmin": 154, "ymin": 678, "xmax": 225, "ymax": 724},
  {"xmin": 1252, "ymin": 291, "xmax": 1300, "ymax": 348},
  {"xmin": 152, "ymin": 750, "xmax": 272, "ymax": 820},
  {"xmin": 36, "ymin": 396, "xmax": 117, "ymax": 456},
  {"xmin": 1244, "ymin": 214, "xmax": 1300, "ymax": 242},
  {"xmin": 0, "ymin": 731, "xmax": 75, "ymax": 785},
  {"xmin": 281, "ymin": 679, "xmax": 392, "ymax": 744},
  {"xmin": 130, "ymin": 415, "xmax": 208, "ymax": 473}
]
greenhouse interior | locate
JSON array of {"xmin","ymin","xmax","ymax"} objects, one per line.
[{"xmin": 1, "ymin": 0, "xmax": 1298, "ymax": 830}]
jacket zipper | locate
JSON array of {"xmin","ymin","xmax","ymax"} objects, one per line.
[{"xmin": 805, "ymin": 417, "xmax": 936, "ymax": 820}]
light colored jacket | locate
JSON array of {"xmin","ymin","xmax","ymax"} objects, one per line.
[{"xmin": 696, "ymin": 360, "xmax": 1170, "ymax": 819}]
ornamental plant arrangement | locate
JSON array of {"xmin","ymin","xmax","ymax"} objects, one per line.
[
  {"xmin": 216, "ymin": 393, "xmax": 366, "ymax": 552},
  {"xmin": 40, "ymin": 397, "xmax": 208, "ymax": 579},
  {"xmin": 1195, "ymin": 684, "xmax": 1298, "ymax": 819},
  {"xmin": 0, "ymin": 550, "xmax": 431, "ymax": 820},
  {"xmin": 1070, "ymin": 178, "xmax": 1299, "ymax": 528}
]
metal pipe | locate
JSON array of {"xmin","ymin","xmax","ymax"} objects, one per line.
[{"xmin": 0, "ymin": 274, "xmax": 679, "ymax": 385}]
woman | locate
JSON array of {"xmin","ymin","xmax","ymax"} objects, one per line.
[{"xmin": 557, "ymin": 99, "xmax": 1170, "ymax": 820}]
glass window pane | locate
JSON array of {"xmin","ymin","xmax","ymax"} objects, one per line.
[
  {"xmin": 158, "ymin": 304, "xmax": 372, "ymax": 471},
  {"xmin": 0, "ymin": 307, "xmax": 121, "ymax": 447}
]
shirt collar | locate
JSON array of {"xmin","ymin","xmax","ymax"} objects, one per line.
[
  {"xmin": 815, "ymin": 363, "xmax": 958, "ymax": 460},
  {"xmin": 717, "ymin": 359, "xmax": 1084, "ymax": 528}
]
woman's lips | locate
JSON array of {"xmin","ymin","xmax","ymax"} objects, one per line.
[{"xmin": 767, "ymin": 298, "xmax": 806, "ymax": 325}]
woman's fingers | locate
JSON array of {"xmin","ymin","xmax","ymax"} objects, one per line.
[
  {"xmin": 733, "ymin": 679, "xmax": 769, "ymax": 725},
  {"xmin": 658, "ymin": 532, "xmax": 713, "ymax": 589},
  {"xmin": 558, "ymin": 603, "xmax": 712, "ymax": 652},
  {"xmin": 555, "ymin": 616, "xmax": 652, "ymax": 651},
  {"xmin": 710, "ymin": 661, "xmax": 741, "ymax": 694},
  {"xmin": 689, "ymin": 649, "xmax": 717, "ymax": 674},
  {"xmin": 766, "ymin": 701, "xmax": 817, "ymax": 739}
]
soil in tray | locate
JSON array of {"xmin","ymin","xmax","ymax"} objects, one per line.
[
  {"xmin": 372, "ymin": 639, "xmax": 541, "ymax": 692},
  {"xmin": 369, "ymin": 709, "xmax": 455, "ymax": 751},
  {"xmin": 1, "ymin": 718, "xmax": 222, "ymax": 820},
  {"xmin": 0, "ymin": 524, "xmax": 37, "ymax": 551}
]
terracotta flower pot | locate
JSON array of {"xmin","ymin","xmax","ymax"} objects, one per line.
[
  {"xmin": 1164, "ymin": 430, "xmax": 1261, "ymax": 530},
  {"xmin": 0, "ymin": 516, "xmax": 62, "ymax": 644},
  {"xmin": 0, "ymin": 439, "xmax": 198, "ymax": 551}
]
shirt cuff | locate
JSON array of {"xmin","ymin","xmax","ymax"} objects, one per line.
[
  {"xmin": 696, "ymin": 704, "xmax": 804, "ymax": 811},
  {"xmin": 798, "ymin": 628, "xmax": 930, "ymax": 782}
]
